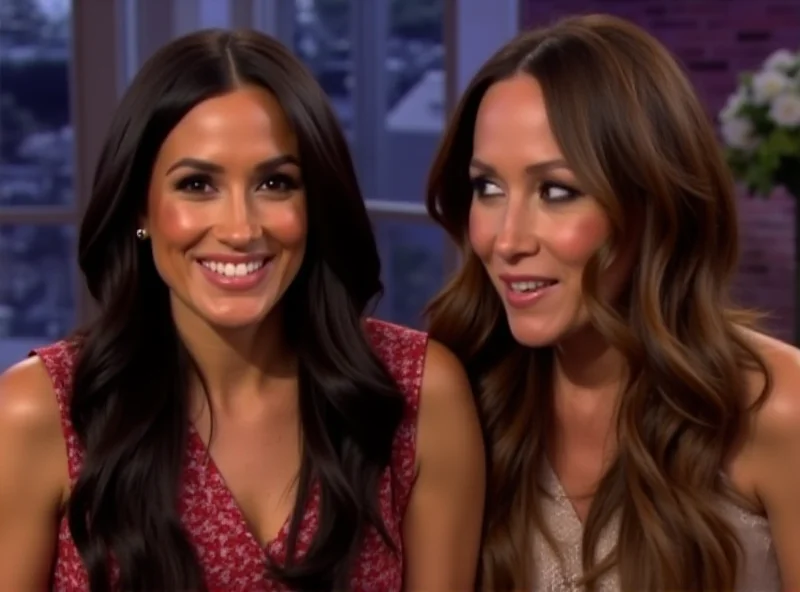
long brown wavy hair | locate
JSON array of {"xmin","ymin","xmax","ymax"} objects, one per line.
[{"xmin": 426, "ymin": 14, "xmax": 771, "ymax": 591}]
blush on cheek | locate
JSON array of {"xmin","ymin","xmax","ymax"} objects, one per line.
[
  {"xmin": 153, "ymin": 199, "xmax": 210, "ymax": 242},
  {"xmin": 268, "ymin": 206, "xmax": 307, "ymax": 246},
  {"xmin": 551, "ymin": 212, "xmax": 610, "ymax": 266}
]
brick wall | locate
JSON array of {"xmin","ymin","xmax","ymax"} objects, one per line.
[{"xmin": 520, "ymin": 0, "xmax": 800, "ymax": 343}]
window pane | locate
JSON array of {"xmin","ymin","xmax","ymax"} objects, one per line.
[
  {"xmin": 0, "ymin": 224, "xmax": 76, "ymax": 369},
  {"xmin": 199, "ymin": 0, "xmax": 230, "ymax": 28},
  {"xmin": 0, "ymin": 0, "xmax": 73, "ymax": 207},
  {"xmin": 372, "ymin": 217, "xmax": 445, "ymax": 329},
  {"xmin": 293, "ymin": 0, "xmax": 354, "ymax": 139},
  {"xmin": 382, "ymin": 0, "xmax": 445, "ymax": 202}
]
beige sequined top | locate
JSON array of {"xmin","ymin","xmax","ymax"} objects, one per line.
[{"xmin": 535, "ymin": 461, "xmax": 781, "ymax": 591}]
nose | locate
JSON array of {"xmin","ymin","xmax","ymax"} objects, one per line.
[
  {"xmin": 494, "ymin": 195, "xmax": 539, "ymax": 261},
  {"xmin": 214, "ymin": 189, "xmax": 263, "ymax": 248}
]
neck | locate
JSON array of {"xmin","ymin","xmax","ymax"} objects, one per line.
[
  {"xmin": 553, "ymin": 324, "xmax": 626, "ymax": 395},
  {"xmin": 172, "ymin": 301, "xmax": 296, "ymax": 411},
  {"xmin": 548, "ymin": 324, "xmax": 626, "ymax": 464}
]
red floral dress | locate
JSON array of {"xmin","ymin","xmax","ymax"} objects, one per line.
[{"xmin": 35, "ymin": 318, "xmax": 427, "ymax": 591}]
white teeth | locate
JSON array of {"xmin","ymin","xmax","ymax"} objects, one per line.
[
  {"xmin": 201, "ymin": 259, "xmax": 266, "ymax": 277},
  {"xmin": 510, "ymin": 280, "xmax": 553, "ymax": 293}
]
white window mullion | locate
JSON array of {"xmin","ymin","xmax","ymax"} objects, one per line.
[
  {"xmin": 365, "ymin": 200, "xmax": 428, "ymax": 218},
  {"xmin": 350, "ymin": 0, "xmax": 389, "ymax": 200},
  {"xmin": 117, "ymin": 0, "xmax": 138, "ymax": 92}
]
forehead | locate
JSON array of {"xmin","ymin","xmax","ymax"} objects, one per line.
[
  {"xmin": 472, "ymin": 75, "xmax": 563, "ymax": 165},
  {"xmin": 156, "ymin": 86, "xmax": 299, "ymax": 163}
]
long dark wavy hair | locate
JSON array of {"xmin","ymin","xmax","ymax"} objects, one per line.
[
  {"xmin": 426, "ymin": 14, "xmax": 771, "ymax": 591},
  {"xmin": 70, "ymin": 28, "xmax": 405, "ymax": 591}
]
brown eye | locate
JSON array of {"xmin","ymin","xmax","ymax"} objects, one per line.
[
  {"xmin": 540, "ymin": 182, "xmax": 579, "ymax": 202},
  {"xmin": 260, "ymin": 173, "xmax": 300, "ymax": 193},
  {"xmin": 470, "ymin": 177, "xmax": 503, "ymax": 198},
  {"xmin": 175, "ymin": 174, "xmax": 214, "ymax": 193}
]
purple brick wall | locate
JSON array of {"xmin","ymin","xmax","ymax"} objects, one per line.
[{"xmin": 520, "ymin": 0, "xmax": 800, "ymax": 342}]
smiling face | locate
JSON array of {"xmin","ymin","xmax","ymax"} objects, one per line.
[
  {"xmin": 468, "ymin": 75, "xmax": 631, "ymax": 348},
  {"xmin": 142, "ymin": 86, "xmax": 307, "ymax": 331}
]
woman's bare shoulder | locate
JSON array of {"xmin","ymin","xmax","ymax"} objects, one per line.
[
  {"xmin": 0, "ymin": 356, "xmax": 70, "ymax": 589},
  {"xmin": 0, "ymin": 356, "xmax": 63, "ymax": 440},
  {"xmin": 738, "ymin": 329, "xmax": 800, "ymax": 439},
  {"xmin": 739, "ymin": 328, "xmax": 800, "ymax": 411},
  {"xmin": 737, "ymin": 330, "xmax": 800, "ymax": 581},
  {"xmin": 0, "ymin": 356, "xmax": 68, "ymax": 500}
]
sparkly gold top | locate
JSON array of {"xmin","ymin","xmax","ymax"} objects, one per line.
[{"xmin": 534, "ymin": 461, "xmax": 781, "ymax": 591}]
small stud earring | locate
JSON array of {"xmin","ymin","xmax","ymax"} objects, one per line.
[{"xmin": 136, "ymin": 228, "xmax": 149, "ymax": 240}]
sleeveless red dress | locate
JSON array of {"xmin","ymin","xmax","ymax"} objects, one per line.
[{"xmin": 34, "ymin": 318, "xmax": 427, "ymax": 591}]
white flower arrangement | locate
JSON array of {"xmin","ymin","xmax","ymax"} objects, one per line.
[{"xmin": 720, "ymin": 48, "xmax": 800, "ymax": 197}]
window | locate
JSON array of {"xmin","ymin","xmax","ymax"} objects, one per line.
[
  {"xmin": 369, "ymin": 0, "xmax": 448, "ymax": 328},
  {"xmin": 0, "ymin": 0, "xmax": 123, "ymax": 370},
  {"xmin": 0, "ymin": 0, "xmax": 75, "ymax": 368},
  {"xmin": 293, "ymin": 0, "xmax": 355, "ymax": 140},
  {"xmin": 291, "ymin": 0, "xmax": 450, "ymax": 327}
]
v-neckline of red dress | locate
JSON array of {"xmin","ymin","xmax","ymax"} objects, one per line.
[{"xmin": 185, "ymin": 423, "xmax": 297, "ymax": 553}]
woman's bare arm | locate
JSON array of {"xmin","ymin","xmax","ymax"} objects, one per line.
[
  {"xmin": 402, "ymin": 340, "xmax": 485, "ymax": 591},
  {"xmin": 0, "ymin": 357, "xmax": 69, "ymax": 589}
]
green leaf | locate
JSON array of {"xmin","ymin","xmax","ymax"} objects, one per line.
[
  {"xmin": 725, "ymin": 148, "xmax": 749, "ymax": 177},
  {"xmin": 771, "ymin": 128, "xmax": 800, "ymax": 154},
  {"xmin": 743, "ymin": 164, "xmax": 773, "ymax": 197},
  {"xmin": 724, "ymin": 117, "xmax": 800, "ymax": 199},
  {"xmin": 740, "ymin": 103, "xmax": 774, "ymax": 136}
]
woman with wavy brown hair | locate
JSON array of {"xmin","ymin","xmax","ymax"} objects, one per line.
[{"xmin": 427, "ymin": 13, "xmax": 800, "ymax": 592}]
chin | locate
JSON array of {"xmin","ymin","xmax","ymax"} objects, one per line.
[
  {"xmin": 198, "ymin": 301, "xmax": 275, "ymax": 331},
  {"xmin": 206, "ymin": 314, "xmax": 266, "ymax": 330},
  {"xmin": 505, "ymin": 314, "xmax": 564, "ymax": 349}
]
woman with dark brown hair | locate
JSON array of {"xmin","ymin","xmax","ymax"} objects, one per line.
[
  {"xmin": 0, "ymin": 29, "xmax": 484, "ymax": 591},
  {"xmin": 427, "ymin": 13, "xmax": 800, "ymax": 592}
]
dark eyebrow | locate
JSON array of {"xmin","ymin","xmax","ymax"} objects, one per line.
[
  {"xmin": 165, "ymin": 154, "xmax": 301, "ymax": 175},
  {"xmin": 469, "ymin": 157, "xmax": 571, "ymax": 176}
]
